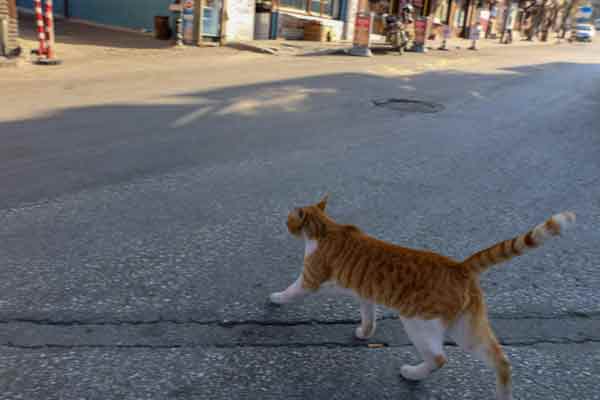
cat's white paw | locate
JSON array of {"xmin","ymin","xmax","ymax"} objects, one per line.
[
  {"xmin": 354, "ymin": 324, "xmax": 376, "ymax": 340},
  {"xmin": 400, "ymin": 364, "xmax": 430, "ymax": 381},
  {"xmin": 269, "ymin": 292, "xmax": 287, "ymax": 305}
]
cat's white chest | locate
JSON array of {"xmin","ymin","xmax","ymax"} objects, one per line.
[{"xmin": 304, "ymin": 235, "xmax": 318, "ymax": 258}]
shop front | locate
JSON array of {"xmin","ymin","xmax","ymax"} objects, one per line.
[
  {"xmin": 17, "ymin": 0, "xmax": 255, "ymax": 42},
  {"xmin": 265, "ymin": 0, "xmax": 355, "ymax": 41},
  {"xmin": 16, "ymin": 0, "xmax": 173, "ymax": 31}
]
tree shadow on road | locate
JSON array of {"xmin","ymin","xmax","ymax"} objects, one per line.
[{"xmin": 0, "ymin": 61, "xmax": 596, "ymax": 209}]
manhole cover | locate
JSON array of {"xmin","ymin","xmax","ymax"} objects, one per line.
[{"xmin": 372, "ymin": 98, "xmax": 444, "ymax": 113}]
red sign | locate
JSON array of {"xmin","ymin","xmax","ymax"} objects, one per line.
[
  {"xmin": 414, "ymin": 18, "xmax": 428, "ymax": 45},
  {"xmin": 479, "ymin": 10, "xmax": 490, "ymax": 34},
  {"xmin": 353, "ymin": 13, "xmax": 371, "ymax": 47}
]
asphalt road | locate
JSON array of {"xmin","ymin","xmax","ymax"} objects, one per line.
[{"xmin": 1, "ymin": 42, "xmax": 599, "ymax": 399}]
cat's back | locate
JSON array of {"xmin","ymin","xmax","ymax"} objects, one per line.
[
  {"xmin": 333, "ymin": 227, "xmax": 461, "ymax": 268},
  {"xmin": 326, "ymin": 227, "xmax": 473, "ymax": 319}
]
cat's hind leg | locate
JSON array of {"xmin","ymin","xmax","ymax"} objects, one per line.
[
  {"xmin": 399, "ymin": 317, "xmax": 448, "ymax": 381},
  {"xmin": 448, "ymin": 313, "xmax": 512, "ymax": 400}
]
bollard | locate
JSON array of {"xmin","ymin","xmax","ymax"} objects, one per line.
[
  {"xmin": 35, "ymin": 0, "xmax": 62, "ymax": 65},
  {"xmin": 33, "ymin": 0, "xmax": 47, "ymax": 57},
  {"xmin": 44, "ymin": 0, "xmax": 55, "ymax": 59}
]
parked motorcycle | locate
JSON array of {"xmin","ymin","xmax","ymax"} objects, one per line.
[{"xmin": 383, "ymin": 4, "xmax": 413, "ymax": 54}]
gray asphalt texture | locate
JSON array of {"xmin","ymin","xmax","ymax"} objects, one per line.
[{"xmin": 1, "ymin": 43, "xmax": 599, "ymax": 399}]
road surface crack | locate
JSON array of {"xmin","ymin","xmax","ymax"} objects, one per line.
[
  {"xmin": 0, "ymin": 312, "xmax": 597, "ymax": 327},
  {"xmin": 3, "ymin": 338, "xmax": 600, "ymax": 351}
]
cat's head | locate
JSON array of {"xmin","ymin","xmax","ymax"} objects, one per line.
[{"xmin": 287, "ymin": 195, "xmax": 329, "ymax": 238}]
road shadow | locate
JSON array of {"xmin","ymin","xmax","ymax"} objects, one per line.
[{"xmin": 0, "ymin": 61, "xmax": 596, "ymax": 209}]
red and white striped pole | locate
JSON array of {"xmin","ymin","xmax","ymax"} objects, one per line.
[
  {"xmin": 34, "ymin": 0, "xmax": 61, "ymax": 65},
  {"xmin": 34, "ymin": 0, "xmax": 47, "ymax": 56},
  {"xmin": 44, "ymin": 0, "xmax": 56, "ymax": 60}
]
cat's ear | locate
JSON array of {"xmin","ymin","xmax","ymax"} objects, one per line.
[{"xmin": 316, "ymin": 194, "xmax": 329, "ymax": 211}]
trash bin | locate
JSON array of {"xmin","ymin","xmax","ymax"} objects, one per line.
[
  {"xmin": 154, "ymin": 16, "xmax": 172, "ymax": 40},
  {"xmin": 254, "ymin": 12, "xmax": 271, "ymax": 40}
]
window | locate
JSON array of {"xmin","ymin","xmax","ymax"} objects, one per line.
[
  {"xmin": 280, "ymin": 0, "xmax": 337, "ymax": 17},
  {"xmin": 280, "ymin": 0, "xmax": 308, "ymax": 10}
]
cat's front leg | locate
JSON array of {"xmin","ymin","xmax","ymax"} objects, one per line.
[
  {"xmin": 355, "ymin": 300, "xmax": 376, "ymax": 339},
  {"xmin": 269, "ymin": 275, "xmax": 312, "ymax": 305}
]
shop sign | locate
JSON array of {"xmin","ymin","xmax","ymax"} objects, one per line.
[
  {"xmin": 353, "ymin": 13, "xmax": 372, "ymax": 47},
  {"xmin": 479, "ymin": 10, "xmax": 490, "ymax": 33},
  {"xmin": 414, "ymin": 17, "xmax": 428, "ymax": 45}
]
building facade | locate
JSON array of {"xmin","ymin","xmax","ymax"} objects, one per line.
[
  {"xmin": 16, "ymin": 0, "xmax": 173, "ymax": 31},
  {"xmin": 16, "ymin": 0, "xmax": 257, "ymax": 41},
  {"xmin": 15, "ymin": 0, "xmax": 363, "ymax": 42},
  {"xmin": 0, "ymin": 0, "xmax": 19, "ymax": 56}
]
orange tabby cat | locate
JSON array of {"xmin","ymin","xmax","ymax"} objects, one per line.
[{"xmin": 269, "ymin": 195, "xmax": 575, "ymax": 400}]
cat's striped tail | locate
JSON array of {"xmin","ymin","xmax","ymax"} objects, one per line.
[{"xmin": 461, "ymin": 212, "xmax": 576, "ymax": 274}]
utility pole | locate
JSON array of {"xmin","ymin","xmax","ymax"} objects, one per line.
[
  {"xmin": 193, "ymin": 0, "xmax": 204, "ymax": 46},
  {"xmin": 219, "ymin": 0, "xmax": 228, "ymax": 46}
]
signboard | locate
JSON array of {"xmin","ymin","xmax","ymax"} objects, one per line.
[
  {"xmin": 353, "ymin": 13, "xmax": 372, "ymax": 47},
  {"xmin": 576, "ymin": 5, "xmax": 593, "ymax": 24},
  {"xmin": 479, "ymin": 10, "xmax": 490, "ymax": 33},
  {"xmin": 576, "ymin": 5, "xmax": 593, "ymax": 18},
  {"xmin": 414, "ymin": 18, "xmax": 428, "ymax": 45}
]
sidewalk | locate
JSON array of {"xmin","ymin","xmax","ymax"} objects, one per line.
[
  {"xmin": 11, "ymin": 11, "xmax": 566, "ymax": 65},
  {"xmin": 0, "ymin": 56, "xmax": 24, "ymax": 68},
  {"xmin": 232, "ymin": 32, "xmax": 564, "ymax": 56},
  {"xmin": 11, "ymin": 13, "xmax": 257, "ymax": 70}
]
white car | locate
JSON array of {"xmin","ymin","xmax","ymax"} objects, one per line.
[{"xmin": 575, "ymin": 24, "xmax": 596, "ymax": 42}]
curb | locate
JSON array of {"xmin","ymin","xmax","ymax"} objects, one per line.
[
  {"xmin": 0, "ymin": 57, "xmax": 22, "ymax": 68},
  {"xmin": 226, "ymin": 42, "xmax": 278, "ymax": 55},
  {"xmin": 297, "ymin": 48, "xmax": 350, "ymax": 57}
]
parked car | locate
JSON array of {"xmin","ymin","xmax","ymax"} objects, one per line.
[{"xmin": 575, "ymin": 24, "xmax": 596, "ymax": 41}]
